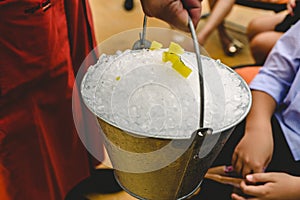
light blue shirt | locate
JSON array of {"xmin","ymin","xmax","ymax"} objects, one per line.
[{"xmin": 250, "ymin": 21, "xmax": 300, "ymax": 161}]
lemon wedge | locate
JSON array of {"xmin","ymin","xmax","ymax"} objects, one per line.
[
  {"xmin": 150, "ymin": 41, "xmax": 163, "ymax": 50},
  {"xmin": 168, "ymin": 42, "xmax": 184, "ymax": 55},
  {"xmin": 162, "ymin": 43, "xmax": 192, "ymax": 78},
  {"xmin": 172, "ymin": 59, "xmax": 192, "ymax": 78},
  {"xmin": 162, "ymin": 52, "xmax": 179, "ymax": 63}
]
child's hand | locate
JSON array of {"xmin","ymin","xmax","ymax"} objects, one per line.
[
  {"xmin": 232, "ymin": 172, "xmax": 300, "ymax": 200},
  {"xmin": 232, "ymin": 123, "xmax": 273, "ymax": 177}
]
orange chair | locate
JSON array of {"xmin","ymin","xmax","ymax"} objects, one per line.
[{"xmin": 232, "ymin": 64, "xmax": 261, "ymax": 85}]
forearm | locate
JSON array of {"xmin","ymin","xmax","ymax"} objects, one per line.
[
  {"xmin": 245, "ymin": 90, "xmax": 276, "ymax": 135},
  {"xmin": 199, "ymin": 0, "xmax": 235, "ymax": 36},
  {"xmin": 207, "ymin": 0, "xmax": 235, "ymax": 26}
]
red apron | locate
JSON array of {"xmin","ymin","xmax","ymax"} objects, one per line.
[{"xmin": 0, "ymin": 0, "xmax": 97, "ymax": 199}]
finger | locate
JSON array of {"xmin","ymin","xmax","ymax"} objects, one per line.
[
  {"xmin": 291, "ymin": 0, "xmax": 296, "ymax": 7},
  {"xmin": 232, "ymin": 193, "xmax": 259, "ymax": 200},
  {"xmin": 140, "ymin": 0, "xmax": 190, "ymax": 31},
  {"xmin": 242, "ymin": 165, "xmax": 253, "ymax": 178},
  {"xmin": 232, "ymin": 155, "xmax": 243, "ymax": 176},
  {"xmin": 246, "ymin": 173, "xmax": 274, "ymax": 183},
  {"xmin": 231, "ymin": 193, "xmax": 246, "ymax": 200},
  {"xmin": 288, "ymin": 0, "xmax": 296, "ymax": 14},
  {"xmin": 232, "ymin": 153, "xmax": 241, "ymax": 173},
  {"xmin": 240, "ymin": 180, "xmax": 268, "ymax": 197},
  {"xmin": 161, "ymin": 1, "xmax": 190, "ymax": 31},
  {"xmin": 169, "ymin": 9, "xmax": 190, "ymax": 32},
  {"xmin": 287, "ymin": 3, "xmax": 295, "ymax": 15},
  {"xmin": 243, "ymin": 160, "xmax": 264, "ymax": 177},
  {"xmin": 188, "ymin": 7, "xmax": 202, "ymax": 27},
  {"xmin": 182, "ymin": 0, "xmax": 202, "ymax": 27},
  {"xmin": 232, "ymin": 152, "xmax": 237, "ymax": 167}
]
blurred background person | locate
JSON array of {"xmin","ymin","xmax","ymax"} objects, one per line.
[
  {"xmin": 197, "ymin": 0, "xmax": 244, "ymax": 56},
  {"xmin": 194, "ymin": 18, "xmax": 300, "ymax": 200},
  {"xmin": 247, "ymin": 0, "xmax": 300, "ymax": 64},
  {"xmin": 231, "ymin": 14, "xmax": 300, "ymax": 198}
]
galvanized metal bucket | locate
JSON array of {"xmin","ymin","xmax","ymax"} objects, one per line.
[{"xmin": 81, "ymin": 28, "xmax": 252, "ymax": 200}]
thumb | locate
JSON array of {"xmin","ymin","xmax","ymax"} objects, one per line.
[{"xmin": 246, "ymin": 173, "xmax": 273, "ymax": 184}]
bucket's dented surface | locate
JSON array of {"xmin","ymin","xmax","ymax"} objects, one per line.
[{"xmin": 81, "ymin": 28, "xmax": 252, "ymax": 200}]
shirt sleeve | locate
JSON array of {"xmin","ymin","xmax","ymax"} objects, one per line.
[{"xmin": 249, "ymin": 21, "xmax": 300, "ymax": 105}]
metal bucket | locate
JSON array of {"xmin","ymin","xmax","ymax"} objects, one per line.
[
  {"xmin": 98, "ymin": 119, "xmax": 237, "ymax": 200},
  {"xmin": 81, "ymin": 28, "xmax": 252, "ymax": 200}
]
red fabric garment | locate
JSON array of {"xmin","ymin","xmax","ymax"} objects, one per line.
[
  {"xmin": 64, "ymin": 0, "xmax": 97, "ymax": 74},
  {"xmin": 65, "ymin": 0, "xmax": 102, "ymax": 168},
  {"xmin": 0, "ymin": 0, "xmax": 97, "ymax": 199}
]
